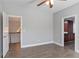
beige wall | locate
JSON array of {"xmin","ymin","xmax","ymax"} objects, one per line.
[{"xmin": 9, "ymin": 17, "xmax": 21, "ymax": 33}]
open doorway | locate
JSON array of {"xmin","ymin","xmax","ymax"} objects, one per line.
[
  {"xmin": 64, "ymin": 16, "xmax": 75, "ymax": 50},
  {"xmin": 8, "ymin": 16, "xmax": 22, "ymax": 54}
]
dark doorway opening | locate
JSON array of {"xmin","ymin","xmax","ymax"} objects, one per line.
[{"xmin": 64, "ymin": 16, "xmax": 75, "ymax": 50}]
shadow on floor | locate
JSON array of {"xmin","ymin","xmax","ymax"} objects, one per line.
[{"xmin": 64, "ymin": 41, "xmax": 75, "ymax": 50}]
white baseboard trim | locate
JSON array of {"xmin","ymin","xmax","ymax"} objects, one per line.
[
  {"xmin": 53, "ymin": 41, "xmax": 64, "ymax": 47},
  {"xmin": 21, "ymin": 41, "xmax": 53, "ymax": 48}
]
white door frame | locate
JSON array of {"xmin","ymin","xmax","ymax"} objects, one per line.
[
  {"xmin": 8, "ymin": 15, "xmax": 23, "ymax": 48},
  {"xmin": 62, "ymin": 15, "xmax": 77, "ymax": 51}
]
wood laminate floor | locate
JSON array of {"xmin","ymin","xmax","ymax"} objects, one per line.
[
  {"xmin": 64, "ymin": 41, "xmax": 75, "ymax": 50},
  {"xmin": 5, "ymin": 42, "xmax": 79, "ymax": 58}
]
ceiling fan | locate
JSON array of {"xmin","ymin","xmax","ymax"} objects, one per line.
[{"xmin": 37, "ymin": 0, "xmax": 67, "ymax": 8}]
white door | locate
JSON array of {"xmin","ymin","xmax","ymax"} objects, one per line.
[
  {"xmin": 75, "ymin": 16, "xmax": 79, "ymax": 53},
  {"xmin": 3, "ymin": 12, "xmax": 9, "ymax": 57}
]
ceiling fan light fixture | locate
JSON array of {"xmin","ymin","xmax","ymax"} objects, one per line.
[
  {"xmin": 46, "ymin": 1, "xmax": 49, "ymax": 5},
  {"xmin": 37, "ymin": 0, "xmax": 67, "ymax": 8},
  {"xmin": 50, "ymin": 0, "xmax": 54, "ymax": 5},
  {"xmin": 46, "ymin": 0, "xmax": 54, "ymax": 5}
]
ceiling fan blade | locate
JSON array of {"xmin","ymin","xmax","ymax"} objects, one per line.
[
  {"xmin": 37, "ymin": 0, "xmax": 47, "ymax": 6},
  {"xmin": 49, "ymin": 0, "xmax": 53, "ymax": 8}
]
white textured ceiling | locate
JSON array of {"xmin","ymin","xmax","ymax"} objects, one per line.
[
  {"xmin": 53, "ymin": 0, "xmax": 79, "ymax": 12},
  {"xmin": 3, "ymin": 0, "xmax": 79, "ymax": 13}
]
